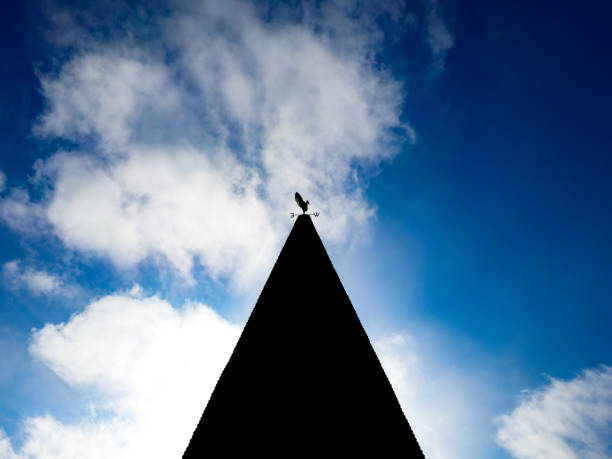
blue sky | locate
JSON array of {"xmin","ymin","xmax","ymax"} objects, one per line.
[{"xmin": 0, "ymin": 0, "xmax": 611, "ymax": 458}]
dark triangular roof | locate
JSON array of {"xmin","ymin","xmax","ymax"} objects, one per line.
[{"xmin": 184, "ymin": 215, "xmax": 424, "ymax": 457}]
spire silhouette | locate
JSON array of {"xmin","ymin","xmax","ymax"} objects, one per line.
[{"xmin": 183, "ymin": 215, "xmax": 424, "ymax": 457}]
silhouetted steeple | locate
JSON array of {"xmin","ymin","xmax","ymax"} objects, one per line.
[{"xmin": 184, "ymin": 215, "xmax": 424, "ymax": 457}]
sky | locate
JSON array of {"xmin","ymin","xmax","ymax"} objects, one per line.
[{"xmin": 0, "ymin": 0, "xmax": 611, "ymax": 458}]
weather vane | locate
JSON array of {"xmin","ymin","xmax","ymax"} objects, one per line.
[{"xmin": 290, "ymin": 192, "xmax": 320, "ymax": 218}]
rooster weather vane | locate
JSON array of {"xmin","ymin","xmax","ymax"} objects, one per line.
[{"xmin": 291, "ymin": 192, "xmax": 320, "ymax": 218}]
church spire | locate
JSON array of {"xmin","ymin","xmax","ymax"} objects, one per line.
[{"xmin": 184, "ymin": 215, "xmax": 424, "ymax": 457}]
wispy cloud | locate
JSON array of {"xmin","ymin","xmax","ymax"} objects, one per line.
[
  {"xmin": 0, "ymin": 0, "xmax": 451, "ymax": 290},
  {"xmin": 2, "ymin": 260, "xmax": 70, "ymax": 297},
  {"xmin": 425, "ymin": 0, "xmax": 454, "ymax": 74},
  {"xmin": 496, "ymin": 365, "xmax": 612, "ymax": 459},
  {"xmin": 0, "ymin": 189, "xmax": 48, "ymax": 237}
]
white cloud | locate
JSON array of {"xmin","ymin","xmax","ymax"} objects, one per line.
[
  {"xmin": 2, "ymin": 291, "xmax": 240, "ymax": 458},
  {"xmin": 495, "ymin": 365, "xmax": 612, "ymax": 459},
  {"xmin": 375, "ymin": 333, "xmax": 494, "ymax": 459},
  {"xmin": 0, "ymin": 0, "xmax": 449, "ymax": 289},
  {"xmin": 0, "ymin": 188, "xmax": 48, "ymax": 236},
  {"xmin": 0, "ymin": 171, "xmax": 6, "ymax": 193},
  {"xmin": 2, "ymin": 260, "xmax": 67, "ymax": 296},
  {"xmin": 0, "ymin": 429, "xmax": 19, "ymax": 459},
  {"xmin": 41, "ymin": 149, "xmax": 276, "ymax": 286},
  {"xmin": 36, "ymin": 53, "xmax": 181, "ymax": 150}
]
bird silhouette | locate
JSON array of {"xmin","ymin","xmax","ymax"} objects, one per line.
[{"xmin": 295, "ymin": 192, "xmax": 309, "ymax": 214}]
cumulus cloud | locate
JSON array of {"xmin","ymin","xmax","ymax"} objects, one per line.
[
  {"xmin": 0, "ymin": 170, "xmax": 5, "ymax": 193},
  {"xmin": 495, "ymin": 365, "xmax": 612, "ymax": 459},
  {"xmin": 41, "ymin": 149, "xmax": 275, "ymax": 285},
  {"xmin": 1, "ymin": 290, "xmax": 240, "ymax": 458},
  {"xmin": 0, "ymin": 430, "xmax": 19, "ymax": 459},
  {"xmin": 2, "ymin": 260, "xmax": 67, "ymax": 296},
  {"xmin": 0, "ymin": 0, "xmax": 454, "ymax": 289}
]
